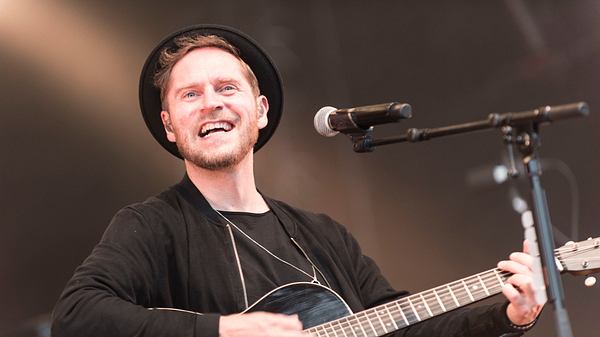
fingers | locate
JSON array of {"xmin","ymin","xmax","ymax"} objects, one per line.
[
  {"xmin": 246, "ymin": 312, "xmax": 303, "ymax": 331},
  {"xmin": 502, "ymin": 283, "xmax": 524, "ymax": 305},
  {"xmin": 220, "ymin": 312, "xmax": 307, "ymax": 337},
  {"xmin": 497, "ymin": 252, "xmax": 535, "ymax": 298},
  {"xmin": 504, "ymin": 283, "xmax": 542, "ymax": 325},
  {"xmin": 497, "ymin": 260, "xmax": 529, "ymax": 276},
  {"xmin": 506, "ymin": 273, "xmax": 536, "ymax": 300},
  {"xmin": 499, "ymin": 244, "xmax": 544, "ymax": 325},
  {"xmin": 264, "ymin": 313, "xmax": 303, "ymax": 330}
]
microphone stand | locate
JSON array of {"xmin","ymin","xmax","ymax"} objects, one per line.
[{"xmin": 350, "ymin": 102, "xmax": 589, "ymax": 337}]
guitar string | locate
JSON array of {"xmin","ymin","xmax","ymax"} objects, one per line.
[
  {"xmin": 309, "ymin": 270, "xmax": 529, "ymax": 335},
  {"xmin": 308, "ymin": 281, "xmax": 507, "ymax": 337},
  {"xmin": 554, "ymin": 239, "xmax": 599, "ymax": 252},
  {"xmin": 307, "ymin": 245, "xmax": 598, "ymax": 336},
  {"xmin": 307, "ymin": 282, "xmax": 510, "ymax": 336},
  {"xmin": 306, "ymin": 269, "xmax": 513, "ymax": 335},
  {"xmin": 309, "ymin": 244, "xmax": 600, "ymax": 336},
  {"xmin": 308, "ymin": 284, "xmax": 508, "ymax": 337},
  {"xmin": 349, "ymin": 252, "xmax": 596, "ymax": 328},
  {"xmin": 346, "ymin": 251, "xmax": 598, "ymax": 326},
  {"xmin": 306, "ymin": 270, "xmax": 511, "ymax": 334},
  {"xmin": 313, "ymin": 281, "xmax": 541, "ymax": 337},
  {"xmin": 318, "ymin": 280, "xmax": 501, "ymax": 324}
]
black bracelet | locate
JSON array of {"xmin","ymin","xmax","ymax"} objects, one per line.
[{"xmin": 508, "ymin": 317, "xmax": 538, "ymax": 331}]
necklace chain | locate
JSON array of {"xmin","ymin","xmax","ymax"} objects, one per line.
[{"xmin": 214, "ymin": 209, "xmax": 320, "ymax": 283}]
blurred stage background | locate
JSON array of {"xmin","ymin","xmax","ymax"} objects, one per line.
[{"xmin": 1, "ymin": 1, "xmax": 598, "ymax": 336}]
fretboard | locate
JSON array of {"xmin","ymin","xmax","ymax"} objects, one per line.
[{"xmin": 305, "ymin": 268, "xmax": 510, "ymax": 337}]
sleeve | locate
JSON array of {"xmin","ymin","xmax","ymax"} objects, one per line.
[
  {"xmin": 336, "ymin": 223, "xmax": 528, "ymax": 337},
  {"xmin": 51, "ymin": 207, "xmax": 220, "ymax": 337}
]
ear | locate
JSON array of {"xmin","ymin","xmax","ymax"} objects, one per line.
[
  {"xmin": 160, "ymin": 111, "xmax": 176, "ymax": 142},
  {"xmin": 256, "ymin": 95, "xmax": 269, "ymax": 130}
]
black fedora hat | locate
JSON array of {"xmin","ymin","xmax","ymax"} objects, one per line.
[{"xmin": 139, "ymin": 24, "xmax": 283, "ymax": 159}]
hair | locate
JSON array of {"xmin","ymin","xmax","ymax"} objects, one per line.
[{"xmin": 153, "ymin": 34, "xmax": 260, "ymax": 110}]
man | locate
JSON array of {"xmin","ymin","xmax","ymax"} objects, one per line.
[{"xmin": 51, "ymin": 24, "xmax": 541, "ymax": 337}]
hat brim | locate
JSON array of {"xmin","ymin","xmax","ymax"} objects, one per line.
[{"xmin": 139, "ymin": 24, "xmax": 283, "ymax": 159}]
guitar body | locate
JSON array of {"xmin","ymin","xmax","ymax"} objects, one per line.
[{"xmin": 243, "ymin": 282, "xmax": 352, "ymax": 329}]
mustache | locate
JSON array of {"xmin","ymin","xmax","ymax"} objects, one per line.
[{"xmin": 197, "ymin": 110, "xmax": 240, "ymax": 124}]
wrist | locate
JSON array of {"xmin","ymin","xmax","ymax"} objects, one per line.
[{"xmin": 505, "ymin": 303, "xmax": 539, "ymax": 332}]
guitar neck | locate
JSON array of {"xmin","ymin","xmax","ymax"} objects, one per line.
[{"xmin": 306, "ymin": 268, "xmax": 511, "ymax": 337}]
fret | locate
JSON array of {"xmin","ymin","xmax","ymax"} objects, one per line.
[
  {"xmin": 368, "ymin": 310, "xmax": 388, "ymax": 336},
  {"xmin": 336, "ymin": 319, "xmax": 349, "ymax": 337},
  {"xmin": 382, "ymin": 305, "xmax": 399, "ymax": 330},
  {"xmin": 353, "ymin": 314, "xmax": 369, "ymax": 337},
  {"xmin": 406, "ymin": 297, "xmax": 421, "ymax": 321},
  {"xmin": 394, "ymin": 300, "xmax": 409, "ymax": 326},
  {"xmin": 374, "ymin": 311, "xmax": 389, "ymax": 335},
  {"xmin": 446, "ymin": 284, "xmax": 460, "ymax": 307},
  {"xmin": 436, "ymin": 286, "xmax": 456, "ymax": 310},
  {"xmin": 493, "ymin": 269, "xmax": 505, "ymax": 287},
  {"xmin": 307, "ymin": 326, "xmax": 320, "ymax": 337},
  {"xmin": 372, "ymin": 308, "xmax": 388, "ymax": 334},
  {"xmin": 433, "ymin": 288, "xmax": 447, "ymax": 312},
  {"xmin": 451, "ymin": 282, "xmax": 471, "ymax": 306},
  {"xmin": 360, "ymin": 311, "xmax": 378, "ymax": 336},
  {"xmin": 411, "ymin": 294, "xmax": 431, "ymax": 320},
  {"xmin": 411, "ymin": 294, "xmax": 430, "ymax": 319},
  {"xmin": 461, "ymin": 279, "xmax": 475, "ymax": 302},
  {"xmin": 342, "ymin": 317, "xmax": 358, "ymax": 337},
  {"xmin": 398, "ymin": 300, "xmax": 419, "ymax": 324},
  {"xmin": 419, "ymin": 293, "xmax": 434, "ymax": 317},
  {"xmin": 464, "ymin": 276, "xmax": 486, "ymax": 300},
  {"xmin": 423, "ymin": 290, "xmax": 443, "ymax": 315},
  {"xmin": 325, "ymin": 322, "xmax": 338, "ymax": 337},
  {"xmin": 374, "ymin": 306, "xmax": 394, "ymax": 332},
  {"xmin": 477, "ymin": 274, "xmax": 490, "ymax": 295}
]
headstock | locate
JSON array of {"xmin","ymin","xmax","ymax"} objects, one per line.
[{"xmin": 555, "ymin": 237, "xmax": 600, "ymax": 276}]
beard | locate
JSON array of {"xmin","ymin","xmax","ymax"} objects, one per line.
[{"xmin": 176, "ymin": 120, "xmax": 259, "ymax": 171}]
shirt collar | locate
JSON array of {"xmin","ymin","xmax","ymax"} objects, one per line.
[{"xmin": 174, "ymin": 174, "xmax": 298, "ymax": 237}]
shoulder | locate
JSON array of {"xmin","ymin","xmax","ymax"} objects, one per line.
[
  {"xmin": 121, "ymin": 186, "xmax": 184, "ymax": 222},
  {"xmin": 102, "ymin": 184, "xmax": 188, "ymax": 244}
]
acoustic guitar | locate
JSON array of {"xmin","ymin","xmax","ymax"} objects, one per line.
[{"xmin": 240, "ymin": 237, "xmax": 600, "ymax": 336}]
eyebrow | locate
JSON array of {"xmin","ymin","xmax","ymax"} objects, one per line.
[{"xmin": 172, "ymin": 78, "xmax": 243, "ymax": 96}]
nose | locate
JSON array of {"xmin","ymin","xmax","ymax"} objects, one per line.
[{"xmin": 199, "ymin": 87, "xmax": 223, "ymax": 114}]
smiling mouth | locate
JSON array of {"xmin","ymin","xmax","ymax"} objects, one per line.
[{"xmin": 199, "ymin": 121, "xmax": 234, "ymax": 138}]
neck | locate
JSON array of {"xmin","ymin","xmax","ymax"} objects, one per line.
[{"xmin": 184, "ymin": 152, "xmax": 269, "ymax": 213}]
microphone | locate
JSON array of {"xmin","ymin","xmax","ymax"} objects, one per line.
[{"xmin": 314, "ymin": 102, "xmax": 412, "ymax": 137}]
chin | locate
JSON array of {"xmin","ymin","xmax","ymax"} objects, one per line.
[{"xmin": 182, "ymin": 146, "xmax": 251, "ymax": 171}]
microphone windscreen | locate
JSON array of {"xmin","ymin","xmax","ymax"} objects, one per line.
[{"xmin": 314, "ymin": 106, "xmax": 339, "ymax": 137}]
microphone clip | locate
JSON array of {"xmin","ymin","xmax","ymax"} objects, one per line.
[{"xmin": 348, "ymin": 127, "xmax": 375, "ymax": 153}]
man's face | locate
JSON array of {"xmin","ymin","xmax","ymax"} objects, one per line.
[{"xmin": 161, "ymin": 47, "xmax": 268, "ymax": 170}]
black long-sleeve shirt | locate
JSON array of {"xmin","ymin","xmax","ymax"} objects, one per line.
[{"xmin": 51, "ymin": 175, "xmax": 526, "ymax": 336}]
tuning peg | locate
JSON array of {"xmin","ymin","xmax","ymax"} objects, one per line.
[{"xmin": 584, "ymin": 276, "xmax": 596, "ymax": 287}]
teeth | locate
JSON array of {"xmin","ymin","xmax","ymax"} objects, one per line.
[{"xmin": 200, "ymin": 122, "xmax": 233, "ymax": 136}]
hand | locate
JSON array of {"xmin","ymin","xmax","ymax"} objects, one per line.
[
  {"xmin": 219, "ymin": 312, "xmax": 308, "ymax": 337},
  {"xmin": 497, "ymin": 241, "xmax": 544, "ymax": 326}
]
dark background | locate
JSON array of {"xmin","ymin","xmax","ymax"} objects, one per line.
[{"xmin": 1, "ymin": 1, "xmax": 598, "ymax": 336}]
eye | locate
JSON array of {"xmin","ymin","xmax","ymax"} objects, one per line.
[
  {"xmin": 220, "ymin": 84, "xmax": 237, "ymax": 92},
  {"xmin": 183, "ymin": 91, "xmax": 198, "ymax": 99}
]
